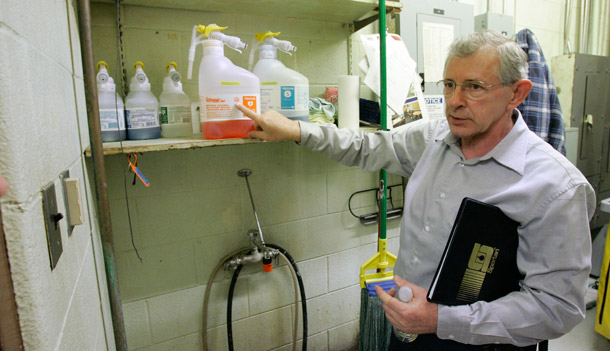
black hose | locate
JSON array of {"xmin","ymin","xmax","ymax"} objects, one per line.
[
  {"xmin": 266, "ymin": 244, "xmax": 308, "ymax": 351},
  {"xmin": 226, "ymin": 244, "xmax": 308, "ymax": 351},
  {"xmin": 227, "ymin": 264, "xmax": 243, "ymax": 351}
]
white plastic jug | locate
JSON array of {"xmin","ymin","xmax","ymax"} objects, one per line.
[
  {"xmin": 188, "ymin": 24, "xmax": 260, "ymax": 139},
  {"xmin": 252, "ymin": 32, "xmax": 309, "ymax": 122},
  {"xmin": 160, "ymin": 62, "xmax": 192, "ymax": 138},
  {"xmin": 125, "ymin": 61, "xmax": 161, "ymax": 140},
  {"xmin": 96, "ymin": 61, "xmax": 126, "ymax": 142}
]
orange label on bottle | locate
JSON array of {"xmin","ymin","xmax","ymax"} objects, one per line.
[
  {"xmin": 200, "ymin": 94, "xmax": 259, "ymax": 121},
  {"xmin": 242, "ymin": 96, "xmax": 257, "ymax": 116}
]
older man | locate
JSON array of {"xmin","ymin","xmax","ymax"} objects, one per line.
[{"xmin": 236, "ymin": 30, "xmax": 595, "ymax": 350}]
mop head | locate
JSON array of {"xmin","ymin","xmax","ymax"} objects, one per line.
[{"xmin": 359, "ymin": 287, "xmax": 393, "ymax": 351}]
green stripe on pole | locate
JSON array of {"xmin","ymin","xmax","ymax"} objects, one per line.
[{"xmin": 379, "ymin": 0, "xmax": 388, "ymax": 240}]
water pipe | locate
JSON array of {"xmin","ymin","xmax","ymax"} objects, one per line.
[{"xmin": 76, "ymin": 0, "xmax": 127, "ymax": 350}]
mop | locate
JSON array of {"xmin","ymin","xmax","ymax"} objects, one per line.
[{"xmin": 358, "ymin": 2, "xmax": 397, "ymax": 349}]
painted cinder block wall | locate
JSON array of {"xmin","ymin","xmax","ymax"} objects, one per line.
[
  {"xmin": 0, "ymin": 0, "xmax": 115, "ymax": 350},
  {"xmin": 0, "ymin": 0, "xmax": 571, "ymax": 350}
]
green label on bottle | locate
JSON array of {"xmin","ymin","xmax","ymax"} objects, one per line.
[{"xmin": 160, "ymin": 106, "xmax": 168, "ymax": 124}]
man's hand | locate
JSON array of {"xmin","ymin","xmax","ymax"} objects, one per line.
[
  {"xmin": 375, "ymin": 275, "xmax": 438, "ymax": 335},
  {"xmin": 235, "ymin": 104, "xmax": 301, "ymax": 142}
]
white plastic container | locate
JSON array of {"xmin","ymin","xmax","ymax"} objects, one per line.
[
  {"xmin": 188, "ymin": 24, "xmax": 260, "ymax": 139},
  {"xmin": 160, "ymin": 62, "xmax": 192, "ymax": 138},
  {"xmin": 252, "ymin": 33, "xmax": 309, "ymax": 122},
  {"xmin": 96, "ymin": 61, "xmax": 126, "ymax": 142},
  {"xmin": 125, "ymin": 62, "xmax": 161, "ymax": 140}
]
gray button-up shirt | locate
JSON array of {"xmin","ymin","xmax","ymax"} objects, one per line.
[{"xmin": 300, "ymin": 111, "xmax": 595, "ymax": 346}]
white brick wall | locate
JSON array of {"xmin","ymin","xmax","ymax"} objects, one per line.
[{"xmin": 0, "ymin": 0, "xmax": 113, "ymax": 350}]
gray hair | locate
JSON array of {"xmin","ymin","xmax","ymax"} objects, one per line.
[{"xmin": 444, "ymin": 30, "xmax": 528, "ymax": 84}]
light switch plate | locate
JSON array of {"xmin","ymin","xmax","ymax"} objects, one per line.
[
  {"xmin": 42, "ymin": 182, "xmax": 63, "ymax": 270},
  {"xmin": 59, "ymin": 170, "xmax": 73, "ymax": 236}
]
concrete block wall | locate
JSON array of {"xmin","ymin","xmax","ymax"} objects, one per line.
[
  {"xmin": 0, "ymin": 0, "xmax": 114, "ymax": 350},
  {"xmin": 103, "ymin": 143, "xmax": 403, "ymax": 350}
]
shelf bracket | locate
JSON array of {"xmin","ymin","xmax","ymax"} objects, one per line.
[{"xmin": 350, "ymin": 1, "xmax": 402, "ymax": 34}]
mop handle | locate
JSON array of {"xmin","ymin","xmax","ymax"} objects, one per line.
[{"xmin": 378, "ymin": 0, "xmax": 388, "ymax": 242}]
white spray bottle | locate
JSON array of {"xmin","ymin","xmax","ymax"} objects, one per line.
[
  {"xmin": 96, "ymin": 61, "xmax": 126, "ymax": 142},
  {"xmin": 125, "ymin": 61, "xmax": 161, "ymax": 140},
  {"xmin": 187, "ymin": 24, "xmax": 260, "ymax": 140},
  {"xmin": 160, "ymin": 62, "xmax": 192, "ymax": 138},
  {"xmin": 252, "ymin": 32, "xmax": 310, "ymax": 122}
]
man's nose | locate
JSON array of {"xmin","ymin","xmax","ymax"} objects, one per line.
[{"xmin": 447, "ymin": 87, "xmax": 467, "ymax": 107}]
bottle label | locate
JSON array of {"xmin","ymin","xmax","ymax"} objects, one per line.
[
  {"xmin": 260, "ymin": 84, "xmax": 308, "ymax": 111},
  {"xmin": 126, "ymin": 108, "xmax": 160, "ymax": 129},
  {"xmin": 160, "ymin": 105, "xmax": 192, "ymax": 125},
  {"xmin": 200, "ymin": 94, "xmax": 259, "ymax": 122},
  {"xmin": 100, "ymin": 108, "xmax": 125, "ymax": 131}
]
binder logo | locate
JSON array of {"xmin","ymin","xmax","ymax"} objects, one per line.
[
  {"xmin": 468, "ymin": 243, "xmax": 495, "ymax": 272},
  {"xmin": 456, "ymin": 243, "xmax": 499, "ymax": 303}
]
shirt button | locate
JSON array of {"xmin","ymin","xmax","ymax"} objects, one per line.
[
  {"xmin": 448, "ymin": 334, "xmax": 455, "ymax": 339},
  {"xmin": 412, "ymin": 256, "xmax": 419, "ymax": 263},
  {"xmin": 460, "ymin": 163, "xmax": 464, "ymax": 167},
  {"xmin": 424, "ymin": 225, "xmax": 430, "ymax": 232},
  {"xmin": 440, "ymin": 193, "xmax": 446, "ymax": 198}
]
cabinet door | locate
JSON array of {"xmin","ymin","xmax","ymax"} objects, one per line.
[{"xmin": 577, "ymin": 74, "xmax": 605, "ymax": 178}]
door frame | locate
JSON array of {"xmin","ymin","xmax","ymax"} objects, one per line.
[{"xmin": 0, "ymin": 206, "xmax": 24, "ymax": 350}]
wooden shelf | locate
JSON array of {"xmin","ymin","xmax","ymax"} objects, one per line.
[
  {"xmin": 84, "ymin": 135, "xmax": 262, "ymax": 156},
  {"xmin": 92, "ymin": 0, "xmax": 402, "ymax": 24}
]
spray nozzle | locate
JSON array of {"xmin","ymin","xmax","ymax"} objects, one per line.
[
  {"xmin": 255, "ymin": 31, "xmax": 296, "ymax": 55},
  {"xmin": 187, "ymin": 24, "xmax": 247, "ymax": 80},
  {"xmin": 165, "ymin": 62, "xmax": 181, "ymax": 83},
  {"xmin": 96, "ymin": 61, "xmax": 110, "ymax": 83}
]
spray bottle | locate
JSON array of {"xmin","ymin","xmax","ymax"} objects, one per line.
[
  {"xmin": 96, "ymin": 61, "xmax": 126, "ymax": 142},
  {"xmin": 252, "ymin": 32, "xmax": 309, "ymax": 122},
  {"xmin": 125, "ymin": 62, "xmax": 161, "ymax": 140},
  {"xmin": 159, "ymin": 62, "xmax": 192, "ymax": 138},
  {"xmin": 187, "ymin": 24, "xmax": 260, "ymax": 139}
]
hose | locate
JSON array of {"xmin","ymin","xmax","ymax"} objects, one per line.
[
  {"xmin": 227, "ymin": 264, "xmax": 243, "ymax": 351},
  {"xmin": 202, "ymin": 248, "xmax": 251, "ymax": 351},
  {"xmin": 266, "ymin": 244, "xmax": 308, "ymax": 351},
  {"xmin": 226, "ymin": 245, "xmax": 308, "ymax": 351}
]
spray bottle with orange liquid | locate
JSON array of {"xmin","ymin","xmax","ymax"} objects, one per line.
[{"xmin": 187, "ymin": 24, "xmax": 260, "ymax": 139}]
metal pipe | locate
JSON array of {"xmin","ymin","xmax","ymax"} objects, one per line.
[
  {"xmin": 564, "ymin": 0, "xmax": 574, "ymax": 54},
  {"xmin": 579, "ymin": 0, "xmax": 591, "ymax": 53},
  {"xmin": 75, "ymin": 1, "xmax": 128, "ymax": 350}
]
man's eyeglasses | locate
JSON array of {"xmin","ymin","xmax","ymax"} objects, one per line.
[{"xmin": 436, "ymin": 79, "xmax": 508, "ymax": 99}]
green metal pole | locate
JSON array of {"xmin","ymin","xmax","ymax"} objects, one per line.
[{"xmin": 379, "ymin": 0, "xmax": 388, "ymax": 241}]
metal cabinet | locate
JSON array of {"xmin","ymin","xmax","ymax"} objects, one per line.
[{"xmin": 553, "ymin": 54, "xmax": 610, "ymax": 229}]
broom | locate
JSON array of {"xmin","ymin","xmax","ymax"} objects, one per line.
[{"xmin": 359, "ymin": 2, "xmax": 397, "ymax": 349}]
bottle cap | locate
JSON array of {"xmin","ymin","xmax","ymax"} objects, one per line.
[{"xmin": 397, "ymin": 286, "xmax": 413, "ymax": 303}]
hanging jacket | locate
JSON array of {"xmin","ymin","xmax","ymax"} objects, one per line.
[{"xmin": 516, "ymin": 29, "xmax": 566, "ymax": 155}]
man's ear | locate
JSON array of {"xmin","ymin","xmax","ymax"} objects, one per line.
[{"xmin": 507, "ymin": 79, "xmax": 533, "ymax": 109}]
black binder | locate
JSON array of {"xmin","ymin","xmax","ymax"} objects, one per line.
[{"xmin": 427, "ymin": 197, "xmax": 523, "ymax": 306}]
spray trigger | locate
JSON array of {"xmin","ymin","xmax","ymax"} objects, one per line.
[{"xmin": 128, "ymin": 153, "xmax": 150, "ymax": 187}]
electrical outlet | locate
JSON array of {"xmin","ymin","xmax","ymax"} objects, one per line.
[{"xmin": 42, "ymin": 182, "xmax": 63, "ymax": 270}]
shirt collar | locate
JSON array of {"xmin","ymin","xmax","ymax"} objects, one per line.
[{"xmin": 436, "ymin": 110, "xmax": 528, "ymax": 175}]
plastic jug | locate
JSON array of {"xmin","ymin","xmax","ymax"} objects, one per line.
[
  {"xmin": 160, "ymin": 62, "xmax": 192, "ymax": 138},
  {"xmin": 96, "ymin": 61, "xmax": 126, "ymax": 142},
  {"xmin": 187, "ymin": 24, "xmax": 260, "ymax": 139},
  {"xmin": 252, "ymin": 32, "xmax": 309, "ymax": 122},
  {"xmin": 125, "ymin": 62, "xmax": 161, "ymax": 140}
]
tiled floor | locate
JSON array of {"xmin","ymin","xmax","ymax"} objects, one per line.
[{"xmin": 549, "ymin": 306, "xmax": 610, "ymax": 351}]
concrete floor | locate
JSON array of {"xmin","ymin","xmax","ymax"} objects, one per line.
[{"xmin": 549, "ymin": 306, "xmax": 610, "ymax": 351}]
